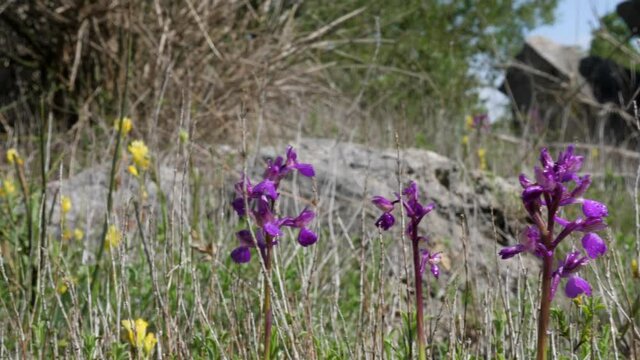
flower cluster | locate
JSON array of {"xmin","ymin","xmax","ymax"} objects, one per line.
[
  {"xmin": 121, "ymin": 318, "xmax": 157, "ymax": 357},
  {"xmin": 0, "ymin": 178, "xmax": 15, "ymax": 197},
  {"xmin": 105, "ymin": 225, "xmax": 122, "ymax": 251},
  {"xmin": 6, "ymin": 148, "xmax": 23, "ymax": 165},
  {"xmin": 499, "ymin": 145, "xmax": 608, "ymax": 299},
  {"xmin": 59, "ymin": 195, "xmax": 84, "ymax": 241},
  {"xmin": 128, "ymin": 140, "xmax": 150, "ymax": 172},
  {"xmin": 373, "ymin": 181, "xmax": 440, "ymax": 278},
  {"xmin": 114, "ymin": 117, "xmax": 133, "ymax": 135},
  {"xmin": 230, "ymin": 146, "xmax": 317, "ymax": 263}
]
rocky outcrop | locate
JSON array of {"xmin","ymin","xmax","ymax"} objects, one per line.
[
  {"xmin": 261, "ymin": 139, "xmax": 527, "ymax": 296},
  {"xmin": 49, "ymin": 138, "xmax": 528, "ymax": 295}
]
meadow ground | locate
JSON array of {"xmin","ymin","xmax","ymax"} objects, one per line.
[{"xmin": 1, "ymin": 1, "xmax": 640, "ymax": 359}]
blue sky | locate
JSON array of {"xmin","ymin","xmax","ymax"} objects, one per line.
[
  {"xmin": 529, "ymin": 0, "xmax": 618, "ymax": 49},
  {"xmin": 482, "ymin": 0, "xmax": 620, "ymax": 119}
]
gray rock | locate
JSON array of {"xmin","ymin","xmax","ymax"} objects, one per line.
[{"xmin": 260, "ymin": 138, "xmax": 529, "ymax": 298}]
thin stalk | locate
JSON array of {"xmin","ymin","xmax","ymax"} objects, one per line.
[
  {"xmin": 411, "ymin": 222, "xmax": 426, "ymax": 360},
  {"xmin": 535, "ymin": 213, "xmax": 554, "ymax": 360},
  {"xmin": 13, "ymin": 160, "xmax": 33, "ymax": 307},
  {"xmin": 536, "ymin": 252, "xmax": 553, "ymax": 360},
  {"xmin": 262, "ymin": 235, "xmax": 274, "ymax": 360},
  {"xmin": 88, "ymin": 28, "xmax": 132, "ymax": 295}
]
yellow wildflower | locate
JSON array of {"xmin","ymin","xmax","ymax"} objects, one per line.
[
  {"xmin": 465, "ymin": 115, "xmax": 474, "ymax": 130},
  {"xmin": 143, "ymin": 332, "xmax": 158, "ymax": 355},
  {"xmin": 461, "ymin": 135, "xmax": 469, "ymax": 146},
  {"xmin": 105, "ymin": 225, "xmax": 122, "ymax": 251},
  {"xmin": 122, "ymin": 318, "xmax": 157, "ymax": 356},
  {"xmin": 57, "ymin": 277, "xmax": 77, "ymax": 295},
  {"xmin": 128, "ymin": 165, "xmax": 139, "ymax": 177},
  {"xmin": 63, "ymin": 229, "xmax": 73, "ymax": 241},
  {"xmin": 632, "ymin": 259, "xmax": 639, "ymax": 279},
  {"xmin": 477, "ymin": 148, "xmax": 487, "ymax": 171},
  {"xmin": 128, "ymin": 140, "xmax": 150, "ymax": 170},
  {"xmin": 572, "ymin": 295, "xmax": 582, "ymax": 307},
  {"xmin": 73, "ymin": 228, "xmax": 84, "ymax": 241},
  {"xmin": 61, "ymin": 196, "xmax": 72, "ymax": 215},
  {"xmin": 114, "ymin": 117, "xmax": 133, "ymax": 135},
  {"xmin": 57, "ymin": 282, "xmax": 68, "ymax": 295},
  {"xmin": 6, "ymin": 148, "xmax": 22, "ymax": 165},
  {"xmin": 1, "ymin": 179, "xmax": 16, "ymax": 197}
]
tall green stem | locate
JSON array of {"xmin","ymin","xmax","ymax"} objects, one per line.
[
  {"xmin": 535, "ymin": 210, "xmax": 555, "ymax": 360},
  {"xmin": 536, "ymin": 252, "xmax": 553, "ymax": 360},
  {"xmin": 262, "ymin": 235, "xmax": 274, "ymax": 360},
  {"xmin": 411, "ymin": 222, "xmax": 426, "ymax": 360}
]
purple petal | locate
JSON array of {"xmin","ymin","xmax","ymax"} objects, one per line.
[
  {"xmin": 581, "ymin": 233, "xmax": 607, "ymax": 259},
  {"xmin": 232, "ymin": 198, "xmax": 246, "ymax": 217},
  {"xmin": 558, "ymin": 251, "xmax": 589, "ymax": 275},
  {"xmin": 286, "ymin": 146, "xmax": 297, "ymax": 162},
  {"xmin": 522, "ymin": 185, "xmax": 543, "ymax": 203},
  {"xmin": 263, "ymin": 222, "xmax": 283, "ymax": 237},
  {"xmin": 582, "ymin": 199, "xmax": 608, "ymax": 218},
  {"xmin": 540, "ymin": 148, "xmax": 553, "ymax": 168},
  {"xmin": 231, "ymin": 247, "xmax": 251, "ymax": 263},
  {"xmin": 263, "ymin": 157, "xmax": 284, "ymax": 180},
  {"xmin": 570, "ymin": 175, "xmax": 592, "ymax": 199},
  {"xmin": 253, "ymin": 180, "xmax": 278, "ymax": 200},
  {"xmin": 419, "ymin": 249, "xmax": 430, "ymax": 274},
  {"xmin": 295, "ymin": 163, "xmax": 315, "ymax": 177},
  {"xmin": 565, "ymin": 276, "xmax": 592, "ymax": 298},
  {"xmin": 372, "ymin": 196, "xmax": 395, "ymax": 212},
  {"xmin": 236, "ymin": 230, "xmax": 254, "ymax": 247},
  {"xmin": 430, "ymin": 264, "xmax": 440, "ymax": 279},
  {"xmin": 499, "ymin": 245, "xmax": 525, "ymax": 259},
  {"xmin": 534, "ymin": 166, "xmax": 555, "ymax": 191},
  {"xmin": 293, "ymin": 208, "xmax": 315, "ymax": 227},
  {"xmin": 402, "ymin": 181, "xmax": 419, "ymax": 200},
  {"xmin": 519, "ymin": 174, "xmax": 533, "ymax": 188},
  {"xmin": 554, "ymin": 216, "xmax": 571, "ymax": 227},
  {"xmin": 419, "ymin": 203, "xmax": 436, "ymax": 217},
  {"xmin": 519, "ymin": 226, "xmax": 541, "ymax": 252},
  {"xmin": 562, "ymin": 147, "xmax": 584, "ymax": 174},
  {"xmin": 375, "ymin": 212, "xmax": 395, "ymax": 230},
  {"xmin": 577, "ymin": 217, "xmax": 608, "ymax": 232},
  {"xmin": 297, "ymin": 228, "xmax": 318, "ymax": 246}
]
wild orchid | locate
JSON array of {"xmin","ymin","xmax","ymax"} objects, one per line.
[
  {"xmin": 499, "ymin": 145, "xmax": 608, "ymax": 360},
  {"xmin": 230, "ymin": 146, "xmax": 316, "ymax": 360},
  {"xmin": 373, "ymin": 181, "xmax": 439, "ymax": 360}
]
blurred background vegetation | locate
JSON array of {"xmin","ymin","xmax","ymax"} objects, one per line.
[{"xmin": 0, "ymin": 0, "xmax": 560, "ymax": 147}]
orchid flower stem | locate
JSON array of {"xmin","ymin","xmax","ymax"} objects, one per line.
[
  {"xmin": 536, "ymin": 224, "xmax": 554, "ymax": 360},
  {"xmin": 411, "ymin": 228, "xmax": 426, "ymax": 360},
  {"xmin": 262, "ymin": 235, "xmax": 274, "ymax": 360}
]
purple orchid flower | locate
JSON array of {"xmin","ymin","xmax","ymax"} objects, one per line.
[
  {"xmin": 499, "ymin": 226, "xmax": 551, "ymax": 259},
  {"xmin": 372, "ymin": 180, "xmax": 438, "ymax": 358},
  {"xmin": 550, "ymin": 251, "xmax": 590, "ymax": 299},
  {"xmin": 263, "ymin": 146, "xmax": 315, "ymax": 183},
  {"xmin": 419, "ymin": 250, "xmax": 442, "ymax": 278},
  {"xmin": 282, "ymin": 208, "xmax": 318, "ymax": 247},
  {"xmin": 499, "ymin": 145, "xmax": 608, "ymax": 359},
  {"xmin": 230, "ymin": 146, "xmax": 317, "ymax": 360},
  {"xmin": 230, "ymin": 146, "xmax": 317, "ymax": 264}
]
